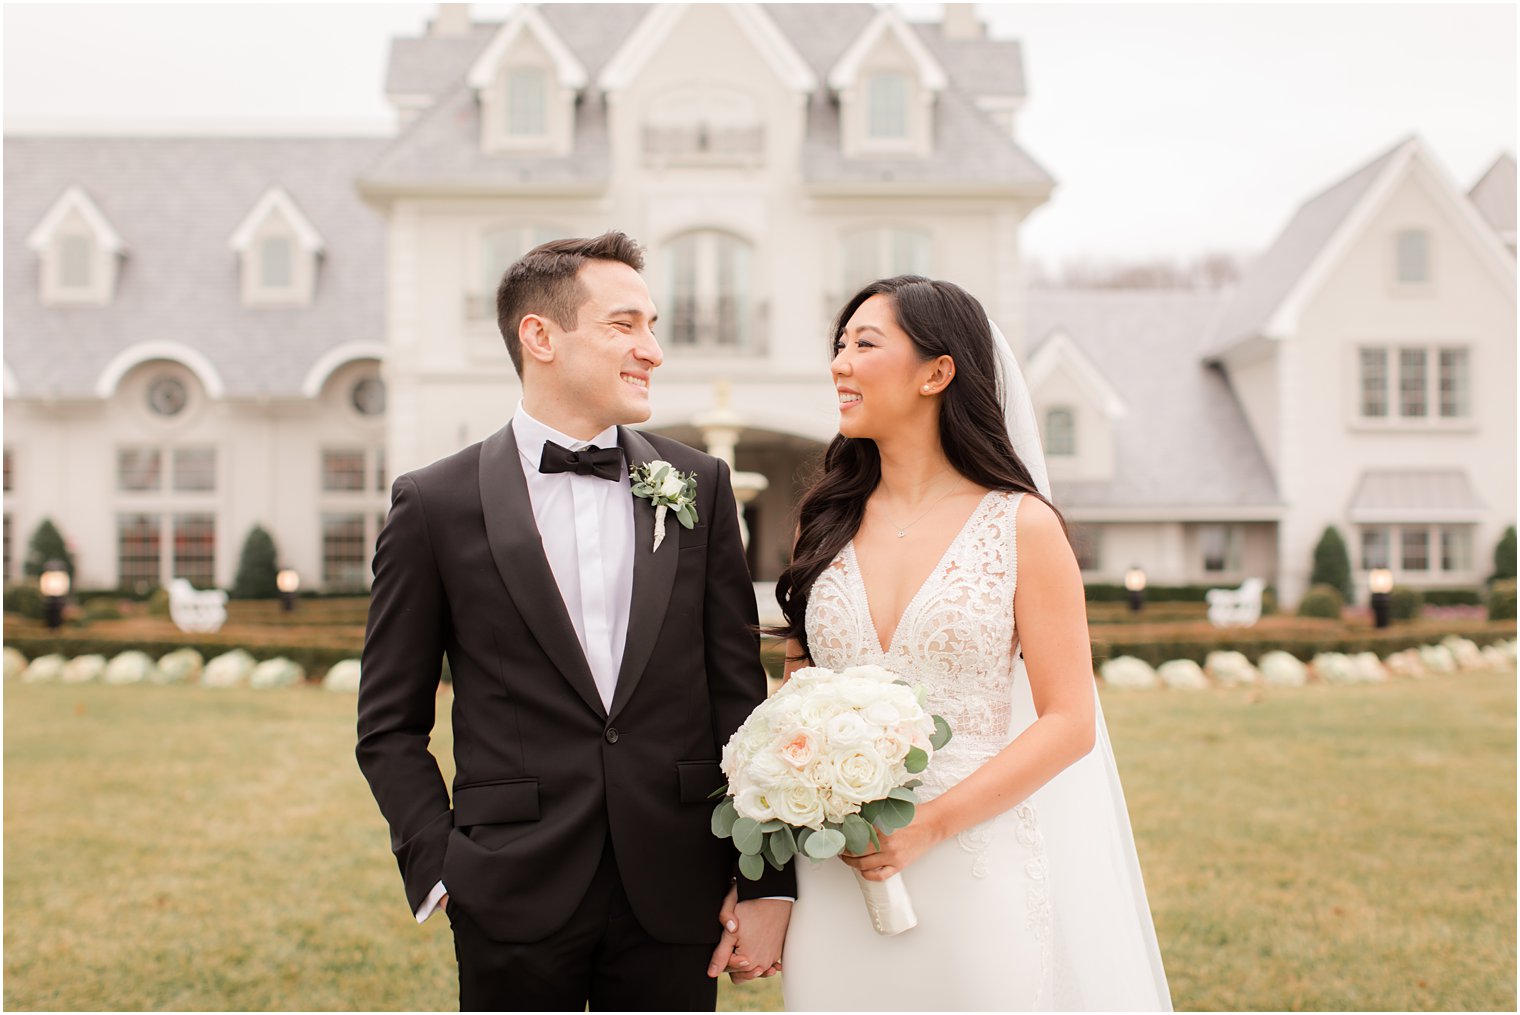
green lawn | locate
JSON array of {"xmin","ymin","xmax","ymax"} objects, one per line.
[{"xmin": 5, "ymin": 672, "xmax": 1513, "ymax": 1011}]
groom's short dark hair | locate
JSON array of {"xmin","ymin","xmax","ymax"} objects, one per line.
[{"xmin": 496, "ymin": 231, "xmax": 646, "ymax": 375}]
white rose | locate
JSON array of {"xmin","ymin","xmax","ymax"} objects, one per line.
[
  {"xmin": 821, "ymin": 788, "xmax": 857, "ymax": 825},
  {"xmin": 837, "ymin": 676, "xmax": 885, "ymax": 708},
  {"xmin": 772, "ymin": 782, "xmax": 826, "ymax": 829},
  {"xmin": 658, "ymin": 471, "xmax": 686, "ymax": 499},
  {"xmin": 824, "ymin": 711, "xmax": 872, "ymax": 748},
  {"xmin": 841, "ymin": 664, "xmax": 895, "ymax": 684},
  {"xmin": 747, "ymin": 748, "xmax": 791, "ymax": 787},
  {"xmin": 830, "ymin": 747, "xmax": 896, "ymax": 804},
  {"xmin": 734, "ymin": 785, "xmax": 777, "ymax": 822},
  {"xmin": 873, "ymin": 732, "xmax": 911, "ymax": 766},
  {"xmin": 861, "ymin": 699, "xmax": 902, "ymax": 728}
]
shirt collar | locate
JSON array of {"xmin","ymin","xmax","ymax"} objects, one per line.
[{"xmin": 513, "ymin": 402, "xmax": 621, "ymax": 471}]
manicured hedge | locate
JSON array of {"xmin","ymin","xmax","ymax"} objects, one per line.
[{"xmin": 4, "ymin": 633, "xmax": 358, "ymax": 677}]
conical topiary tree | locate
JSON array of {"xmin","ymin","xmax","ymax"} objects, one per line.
[
  {"xmin": 1309, "ymin": 525, "xmax": 1354, "ymax": 603},
  {"xmin": 23, "ymin": 517, "xmax": 74, "ymax": 579},
  {"xmin": 1491, "ymin": 525, "xmax": 1517, "ymax": 584},
  {"xmin": 232, "ymin": 525, "xmax": 280, "ymax": 600}
]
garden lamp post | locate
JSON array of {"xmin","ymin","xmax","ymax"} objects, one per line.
[
  {"xmin": 39, "ymin": 560, "xmax": 70, "ymax": 629},
  {"xmin": 277, "ymin": 569, "xmax": 300, "ymax": 612},
  {"xmin": 1369, "ymin": 568, "xmax": 1393, "ymax": 629},
  {"xmin": 1124, "ymin": 566, "xmax": 1147, "ymax": 613}
]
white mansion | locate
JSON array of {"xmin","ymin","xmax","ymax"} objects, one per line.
[{"xmin": 3, "ymin": 3, "xmax": 1514, "ymax": 609}]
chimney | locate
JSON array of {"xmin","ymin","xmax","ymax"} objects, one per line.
[
  {"xmin": 941, "ymin": 4, "xmax": 983, "ymax": 40},
  {"xmin": 430, "ymin": 3, "xmax": 470, "ymax": 37}
]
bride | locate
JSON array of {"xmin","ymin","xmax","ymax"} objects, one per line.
[{"xmin": 747, "ymin": 276, "xmax": 1171, "ymax": 1010}]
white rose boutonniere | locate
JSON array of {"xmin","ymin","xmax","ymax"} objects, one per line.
[{"xmin": 629, "ymin": 459, "xmax": 698, "ymax": 552}]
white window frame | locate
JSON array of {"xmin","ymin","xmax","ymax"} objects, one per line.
[
  {"xmin": 866, "ymin": 72, "xmax": 910, "ymax": 139},
  {"xmin": 505, "ymin": 66, "xmax": 550, "ymax": 138},
  {"xmin": 1045, "ymin": 407, "xmax": 1076, "ymax": 457},
  {"xmin": 1198, "ymin": 523, "xmax": 1242, "ymax": 575},
  {"xmin": 1359, "ymin": 523, "xmax": 1476, "ymax": 581},
  {"xmin": 1394, "ymin": 228, "xmax": 1432, "ymax": 287},
  {"xmin": 1352, "ymin": 343, "xmax": 1473, "ymax": 430}
]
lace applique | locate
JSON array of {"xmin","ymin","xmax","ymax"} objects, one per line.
[
  {"xmin": 956, "ymin": 820, "xmax": 994, "ymax": 878},
  {"xmin": 1015, "ymin": 802, "xmax": 1053, "ymax": 1007},
  {"xmin": 805, "ymin": 490, "xmax": 1028, "ymax": 875}
]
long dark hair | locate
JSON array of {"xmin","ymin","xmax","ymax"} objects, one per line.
[{"xmin": 771, "ymin": 275, "xmax": 1067, "ymax": 661}]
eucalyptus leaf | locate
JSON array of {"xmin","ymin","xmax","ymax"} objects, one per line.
[
  {"xmin": 732, "ymin": 816, "xmax": 764, "ymax": 855},
  {"xmin": 867, "ymin": 823, "xmax": 881, "ymax": 849},
  {"xmin": 877, "ymin": 796, "xmax": 915, "ymax": 830},
  {"xmin": 764, "ymin": 845, "xmax": 784, "ymax": 871},
  {"xmin": 770, "ymin": 825, "xmax": 797, "ymax": 865},
  {"xmin": 841, "ymin": 813, "xmax": 873, "ymax": 855},
  {"xmin": 759, "ymin": 819, "xmax": 785, "ymax": 833},
  {"xmin": 676, "ymin": 504, "xmax": 696, "ymax": 529},
  {"xmin": 887, "ymin": 786, "xmax": 917, "ymax": 803},
  {"xmin": 711, "ymin": 798, "xmax": 739, "ymax": 838},
  {"xmin": 930, "ymin": 714, "xmax": 953, "ymax": 750},
  {"xmin": 795, "ymin": 827, "xmax": 813, "ymax": 856},
  {"xmin": 707, "ymin": 783, "xmax": 731, "ymax": 800},
  {"xmin": 804, "ymin": 826, "xmax": 847, "ymax": 859},
  {"xmin": 858, "ymin": 800, "xmax": 882, "ymax": 824},
  {"xmin": 904, "ymin": 746, "xmax": 929, "ymax": 773},
  {"xmin": 737, "ymin": 851, "xmax": 766, "ymax": 881}
]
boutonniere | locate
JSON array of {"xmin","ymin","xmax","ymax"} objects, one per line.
[{"xmin": 630, "ymin": 460, "xmax": 699, "ymax": 552}]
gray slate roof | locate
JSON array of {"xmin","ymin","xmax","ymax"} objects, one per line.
[
  {"xmin": 4, "ymin": 136, "xmax": 387, "ymax": 399},
  {"xmin": 1026, "ymin": 290, "xmax": 1280, "ymax": 513},
  {"xmin": 365, "ymin": 3, "xmax": 1050, "ymax": 193},
  {"xmin": 1203, "ymin": 138, "xmax": 1407, "ymax": 359},
  {"xmin": 1469, "ymin": 152, "xmax": 1516, "ymax": 238}
]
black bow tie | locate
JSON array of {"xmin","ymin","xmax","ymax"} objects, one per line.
[{"xmin": 538, "ymin": 440, "xmax": 624, "ymax": 482}]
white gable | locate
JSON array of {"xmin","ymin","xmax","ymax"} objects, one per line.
[
  {"xmin": 1265, "ymin": 137, "xmax": 1516, "ymax": 340},
  {"xmin": 1025, "ymin": 330, "xmax": 1128, "ymax": 420},
  {"xmin": 466, "ymin": 5, "xmax": 586, "ymax": 91},
  {"xmin": 827, "ymin": 7, "xmax": 948, "ymax": 93},
  {"xmin": 26, "ymin": 185, "xmax": 125, "ymax": 253},
  {"xmin": 228, "ymin": 186, "xmax": 323, "ymax": 253},
  {"xmin": 598, "ymin": 4, "xmax": 815, "ymax": 93}
]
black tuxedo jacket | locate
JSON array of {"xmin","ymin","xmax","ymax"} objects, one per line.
[{"xmin": 356, "ymin": 422, "xmax": 793, "ymax": 944}]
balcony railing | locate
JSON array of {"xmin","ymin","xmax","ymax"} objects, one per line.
[{"xmin": 642, "ymin": 125, "xmax": 765, "ymax": 168}]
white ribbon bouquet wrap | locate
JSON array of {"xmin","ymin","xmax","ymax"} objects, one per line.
[{"xmin": 712, "ymin": 664, "xmax": 952, "ymax": 935}]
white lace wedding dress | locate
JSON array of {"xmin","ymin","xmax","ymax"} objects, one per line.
[{"xmin": 783, "ymin": 490, "xmax": 1171, "ymax": 1011}]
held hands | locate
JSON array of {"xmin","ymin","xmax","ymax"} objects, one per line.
[
  {"xmin": 706, "ymin": 884, "xmax": 789, "ymax": 982},
  {"xmin": 839, "ymin": 802, "xmax": 945, "ymax": 881}
]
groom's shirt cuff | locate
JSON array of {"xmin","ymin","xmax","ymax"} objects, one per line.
[{"xmin": 415, "ymin": 880, "xmax": 447, "ymax": 923}]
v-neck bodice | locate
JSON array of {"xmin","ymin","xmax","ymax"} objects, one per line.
[{"xmin": 805, "ymin": 490, "xmax": 1028, "ymax": 798}]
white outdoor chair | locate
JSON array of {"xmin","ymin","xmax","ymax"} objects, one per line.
[
  {"xmin": 168, "ymin": 578, "xmax": 228, "ymax": 633},
  {"xmin": 1206, "ymin": 577, "xmax": 1265, "ymax": 628}
]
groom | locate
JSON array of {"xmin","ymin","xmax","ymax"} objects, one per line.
[{"xmin": 356, "ymin": 231, "xmax": 793, "ymax": 1010}]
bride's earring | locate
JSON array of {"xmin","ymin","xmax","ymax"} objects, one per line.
[{"xmin": 921, "ymin": 384, "xmax": 932, "ymax": 394}]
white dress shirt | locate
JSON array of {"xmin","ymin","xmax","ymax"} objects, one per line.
[{"xmin": 416, "ymin": 403, "xmax": 636, "ymax": 923}]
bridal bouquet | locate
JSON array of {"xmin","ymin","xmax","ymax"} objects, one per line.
[{"xmin": 712, "ymin": 663, "xmax": 951, "ymax": 935}]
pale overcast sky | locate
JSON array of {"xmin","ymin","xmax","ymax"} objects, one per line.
[{"xmin": 4, "ymin": 3, "xmax": 1514, "ymax": 267}]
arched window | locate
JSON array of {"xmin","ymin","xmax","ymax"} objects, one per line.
[
  {"xmin": 1045, "ymin": 407, "xmax": 1076, "ymax": 456},
  {"xmin": 662, "ymin": 231, "xmax": 755, "ymax": 351},
  {"xmin": 840, "ymin": 226, "xmax": 930, "ymax": 295}
]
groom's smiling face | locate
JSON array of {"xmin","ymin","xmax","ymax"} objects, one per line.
[{"xmin": 533, "ymin": 259, "xmax": 663, "ymax": 434}]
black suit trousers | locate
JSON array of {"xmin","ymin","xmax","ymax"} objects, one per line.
[{"xmin": 449, "ymin": 834, "xmax": 719, "ymax": 1012}]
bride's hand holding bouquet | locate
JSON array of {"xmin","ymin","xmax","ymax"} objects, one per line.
[{"xmin": 711, "ymin": 663, "xmax": 952, "ymax": 935}]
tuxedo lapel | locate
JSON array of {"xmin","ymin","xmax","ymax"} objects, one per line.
[
  {"xmin": 478, "ymin": 421, "xmax": 606, "ymax": 718},
  {"xmin": 609, "ymin": 427, "xmax": 680, "ymax": 719}
]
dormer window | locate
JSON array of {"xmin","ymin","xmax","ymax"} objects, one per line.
[
  {"xmin": 867, "ymin": 73, "xmax": 910, "ymax": 139},
  {"xmin": 27, "ymin": 186, "xmax": 126, "ymax": 306},
  {"xmin": 505, "ymin": 67, "xmax": 549, "ymax": 137},
  {"xmin": 1396, "ymin": 229, "xmax": 1430, "ymax": 284},
  {"xmin": 1045, "ymin": 407, "xmax": 1076, "ymax": 456},
  {"xmin": 467, "ymin": 6, "xmax": 585, "ymax": 156},
  {"xmin": 229, "ymin": 186, "xmax": 324, "ymax": 307},
  {"xmin": 828, "ymin": 8, "xmax": 947, "ymax": 159},
  {"xmin": 260, "ymin": 236, "xmax": 294, "ymax": 289}
]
